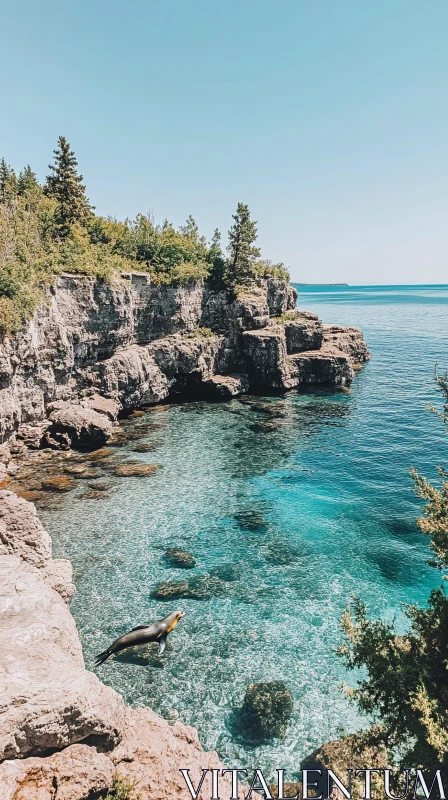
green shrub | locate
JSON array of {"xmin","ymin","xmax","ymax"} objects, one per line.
[{"xmin": 100, "ymin": 775, "xmax": 141, "ymax": 800}]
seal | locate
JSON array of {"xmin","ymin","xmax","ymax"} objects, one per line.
[{"xmin": 94, "ymin": 610, "xmax": 186, "ymax": 666}]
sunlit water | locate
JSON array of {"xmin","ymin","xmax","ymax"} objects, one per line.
[{"xmin": 41, "ymin": 284, "xmax": 448, "ymax": 777}]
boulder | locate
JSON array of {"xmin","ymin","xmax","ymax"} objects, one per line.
[
  {"xmin": 241, "ymin": 681, "xmax": 293, "ymax": 740},
  {"xmin": 82, "ymin": 393, "xmax": 121, "ymax": 421},
  {"xmin": 45, "ymin": 401, "xmax": 113, "ymax": 450},
  {"xmin": 16, "ymin": 422, "xmax": 51, "ymax": 449}
]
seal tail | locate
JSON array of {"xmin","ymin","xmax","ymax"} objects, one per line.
[{"xmin": 94, "ymin": 647, "xmax": 113, "ymax": 666}]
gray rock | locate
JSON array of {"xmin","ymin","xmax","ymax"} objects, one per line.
[
  {"xmin": 283, "ymin": 311, "xmax": 324, "ymax": 353},
  {"xmin": 323, "ymin": 324, "xmax": 372, "ymax": 363},
  {"xmin": 205, "ymin": 373, "xmax": 249, "ymax": 399}
]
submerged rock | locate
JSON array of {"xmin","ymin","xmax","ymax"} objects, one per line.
[
  {"xmin": 241, "ymin": 681, "xmax": 293, "ymax": 740},
  {"xmin": 154, "ymin": 574, "xmax": 228, "ymax": 600},
  {"xmin": 41, "ymin": 475, "xmax": 74, "ymax": 492},
  {"xmin": 114, "ymin": 463, "xmax": 161, "ymax": 477},
  {"xmin": 210, "ymin": 562, "xmax": 240, "ymax": 582},
  {"xmin": 88, "ymin": 480, "xmax": 111, "ymax": 492},
  {"xmin": 85, "ymin": 447, "xmax": 114, "ymax": 462},
  {"xmin": 82, "ymin": 489, "xmax": 110, "ymax": 500},
  {"xmin": 14, "ymin": 488, "xmax": 42, "ymax": 503},
  {"xmin": 234, "ymin": 510, "xmax": 268, "ymax": 530},
  {"xmin": 165, "ymin": 548, "xmax": 196, "ymax": 569},
  {"xmin": 130, "ymin": 442, "xmax": 157, "ymax": 452},
  {"xmin": 262, "ymin": 539, "xmax": 305, "ymax": 566}
]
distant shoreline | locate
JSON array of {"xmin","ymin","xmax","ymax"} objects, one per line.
[{"xmin": 294, "ymin": 282, "xmax": 349, "ymax": 286}]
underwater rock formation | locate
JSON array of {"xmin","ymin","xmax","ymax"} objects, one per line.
[{"xmin": 241, "ymin": 680, "xmax": 294, "ymax": 741}]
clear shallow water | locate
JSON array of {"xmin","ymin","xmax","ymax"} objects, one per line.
[{"xmin": 41, "ymin": 284, "xmax": 448, "ymax": 776}]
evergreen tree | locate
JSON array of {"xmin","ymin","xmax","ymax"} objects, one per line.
[
  {"xmin": 227, "ymin": 203, "xmax": 260, "ymax": 287},
  {"xmin": 18, "ymin": 165, "xmax": 39, "ymax": 195},
  {"xmin": 207, "ymin": 228, "xmax": 227, "ymax": 289},
  {"xmin": 0, "ymin": 159, "xmax": 18, "ymax": 201},
  {"xmin": 44, "ymin": 136, "xmax": 92, "ymax": 236},
  {"xmin": 179, "ymin": 215, "xmax": 199, "ymax": 240}
]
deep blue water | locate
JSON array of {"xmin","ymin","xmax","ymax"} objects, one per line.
[{"xmin": 42, "ymin": 284, "xmax": 448, "ymax": 776}]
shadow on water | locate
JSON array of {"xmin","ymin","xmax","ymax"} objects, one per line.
[{"xmin": 115, "ymin": 645, "xmax": 165, "ymax": 668}]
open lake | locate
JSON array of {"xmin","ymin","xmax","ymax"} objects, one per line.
[{"xmin": 41, "ymin": 284, "xmax": 448, "ymax": 777}]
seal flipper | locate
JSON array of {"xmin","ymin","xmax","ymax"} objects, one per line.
[
  {"xmin": 158, "ymin": 634, "xmax": 167, "ymax": 655},
  {"xmin": 131, "ymin": 625, "xmax": 149, "ymax": 631}
]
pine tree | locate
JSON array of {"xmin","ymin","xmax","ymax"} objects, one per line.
[
  {"xmin": 18, "ymin": 165, "xmax": 39, "ymax": 195},
  {"xmin": 207, "ymin": 228, "xmax": 227, "ymax": 289},
  {"xmin": 44, "ymin": 136, "xmax": 92, "ymax": 236},
  {"xmin": 0, "ymin": 159, "xmax": 18, "ymax": 201},
  {"xmin": 227, "ymin": 203, "xmax": 260, "ymax": 287},
  {"xmin": 179, "ymin": 215, "xmax": 199, "ymax": 240}
]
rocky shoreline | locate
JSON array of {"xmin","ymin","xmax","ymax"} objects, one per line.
[{"xmin": 0, "ymin": 276, "xmax": 371, "ymax": 797}]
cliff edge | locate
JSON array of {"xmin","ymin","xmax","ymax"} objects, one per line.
[{"xmin": 0, "ymin": 274, "xmax": 370, "ymax": 448}]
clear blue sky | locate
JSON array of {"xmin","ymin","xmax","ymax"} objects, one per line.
[{"xmin": 1, "ymin": 0, "xmax": 447, "ymax": 284}]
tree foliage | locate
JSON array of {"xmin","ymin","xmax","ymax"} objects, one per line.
[
  {"xmin": 44, "ymin": 136, "xmax": 92, "ymax": 236},
  {"xmin": 0, "ymin": 139, "xmax": 290, "ymax": 337},
  {"xmin": 339, "ymin": 371, "xmax": 448, "ymax": 769},
  {"xmin": 227, "ymin": 202, "xmax": 261, "ymax": 287}
]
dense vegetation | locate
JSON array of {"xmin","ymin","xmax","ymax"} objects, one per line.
[
  {"xmin": 339, "ymin": 371, "xmax": 448, "ymax": 769},
  {"xmin": 0, "ymin": 137, "xmax": 289, "ymax": 335}
]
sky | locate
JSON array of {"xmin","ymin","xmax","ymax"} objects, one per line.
[{"xmin": 1, "ymin": 0, "xmax": 447, "ymax": 284}]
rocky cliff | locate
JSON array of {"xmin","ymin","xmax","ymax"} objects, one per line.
[
  {"xmin": 0, "ymin": 488, "xmax": 254, "ymax": 799},
  {"xmin": 0, "ymin": 273, "xmax": 370, "ymax": 449}
]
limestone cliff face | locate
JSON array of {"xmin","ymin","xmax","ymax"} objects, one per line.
[{"xmin": 0, "ymin": 273, "xmax": 370, "ymax": 447}]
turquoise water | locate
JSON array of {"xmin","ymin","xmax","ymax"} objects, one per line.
[{"xmin": 42, "ymin": 284, "xmax": 448, "ymax": 776}]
